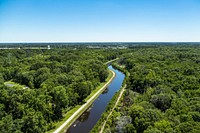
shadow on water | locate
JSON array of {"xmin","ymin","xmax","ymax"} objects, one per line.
[
  {"xmin": 78, "ymin": 106, "xmax": 91, "ymax": 122},
  {"xmin": 66, "ymin": 66, "xmax": 125, "ymax": 133},
  {"xmin": 102, "ymin": 87, "xmax": 109, "ymax": 94}
]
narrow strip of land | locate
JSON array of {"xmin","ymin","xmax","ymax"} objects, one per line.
[
  {"xmin": 100, "ymin": 84, "xmax": 126, "ymax": 133},
  {"xmin": 53, "ymin": 70, "xmax": 116, "ymax": 133},
  {"xmin": 104, "ymin": 58, "xmax": 119, "ymax": 65}
]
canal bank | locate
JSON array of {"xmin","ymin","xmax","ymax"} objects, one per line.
[
  {"xmin": 67, "ymin": 66, "xmax": 125, "ymax": 133},
  {"xmin": 52, "ymin": 67, "xmax": 116, "ymax": 133}
]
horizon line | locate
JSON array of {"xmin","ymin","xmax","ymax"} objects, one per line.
[{"xmin": 1, "ymin": 41, "xmax": 200, "ymax": 44}]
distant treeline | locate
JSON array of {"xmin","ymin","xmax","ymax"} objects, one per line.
[{"xmin": 1, "ymin": 42, "xmax": 200, "ymax": 49}]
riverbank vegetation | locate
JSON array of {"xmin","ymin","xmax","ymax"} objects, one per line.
[
  {"xmin": 102, "ymin": 46, "xmax": 200, "ymax": 133},
  {"xmin": 90, "ymin": 81, "xmax": 123, "ymax": 133},
  {"xmin": 0, "ymin": 48, "xmax": 123, "ymax": 132},
  {"xmin": 2, "ymin": 45, "xmax": 200, "ymax": 133},
  {"xmin": 90, "ymin": 62, "xmax": 129, "ymax": 133}
]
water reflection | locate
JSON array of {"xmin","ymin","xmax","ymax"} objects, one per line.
[
  {"xmin": 102, "ymin": 87, "xmax": 109, "ymax": 94},
  {"xmin": 78, "ymin": 107, "xmax": 91, "ymax": 122}
]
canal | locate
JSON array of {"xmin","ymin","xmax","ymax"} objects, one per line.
[{"xmin": 67, "ymin": 65, "xmax": 125, "ymax": 133}]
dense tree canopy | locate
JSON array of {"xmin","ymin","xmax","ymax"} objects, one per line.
[
  {"xmin": 101, "ymin": 45, "xmax": 200, "ymax": 133},
  {"xmin": 0, "ymin": 48, "xmax": 123, "ymax": 132},
  {"xmin": 3, "ymin": 45, "xmax": 200, "ymax": 133}
]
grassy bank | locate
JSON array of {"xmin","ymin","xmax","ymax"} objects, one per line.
[
  {"xmin": 90, "ymin": 63, "xmax": 129, "ymax": 133},
  {"xmin": 47, "ymin": 69, "xmax": 115, "ymax": 133},
  {"xmin": 84, "ymin": 70, "xmax": 114, "ymax": 102}
]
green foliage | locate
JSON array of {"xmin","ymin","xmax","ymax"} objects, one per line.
[
  {"xmin": 103, "ymin": 46, "xmax": 200, "ymax": 133},
  {"xmin": 0, "ymin": 73, "xmax": 4, "ymax": 84},
  {"xmin": 150, "ymin": 93, "xmax": 172, "ymax": 111},
  {"xmin": 0, "ymin": 48, "xmax": 117, "ymax": 132},
  {"xmin": 125, "ymin": 124, "xmax": 136, "ymax": 133}
]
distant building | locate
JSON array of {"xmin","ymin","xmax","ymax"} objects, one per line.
[{"xmin": 48, "ymin": 45, "xmax": 51, "ymax": 49}]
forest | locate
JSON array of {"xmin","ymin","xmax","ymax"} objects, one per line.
[
  {"xmin": 0, "ymin": 48, "xmax": 123, "ymax": 133},
  {"xmin": 101, "ymin": 45, "xmax": 200, "ymax": 133},
  {"xmin": 1, "ymin": 45, "xmax": 200, "ymax": 133}
]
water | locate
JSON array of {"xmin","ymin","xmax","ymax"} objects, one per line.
[{"xmin": 67, "ymin": 66, "xmax": 125, "ymax": 133}]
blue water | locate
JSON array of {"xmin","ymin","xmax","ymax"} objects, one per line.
[{"xmin": 67, "ymin": 66, "xmax": 125, "ymax": 133}]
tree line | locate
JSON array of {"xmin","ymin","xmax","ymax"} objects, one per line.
[
  {"xmin": 101, "ymin": 46, "xmax": 200, "ymax": 133},
  {"xmin": 0, "ymin": 48, "xmax": 125, "ymax": 132}
]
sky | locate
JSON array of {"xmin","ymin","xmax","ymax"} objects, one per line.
[{"xmin": 0, "ymin": 0, "xmax": 200, "ymax": 42}]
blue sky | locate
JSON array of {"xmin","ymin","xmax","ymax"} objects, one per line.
[{"xmin": 0, "ymin": 0, "xmax": 200, "ymax": 42}]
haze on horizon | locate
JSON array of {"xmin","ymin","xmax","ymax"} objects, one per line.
[{"xmin": 0, "ymin": 0, "xmax": 200, "ymax": 43}]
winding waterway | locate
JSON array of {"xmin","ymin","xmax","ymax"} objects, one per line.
[{"xmin": 67, "ymin": 66, "xmax": 125, "ymax": 133}]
